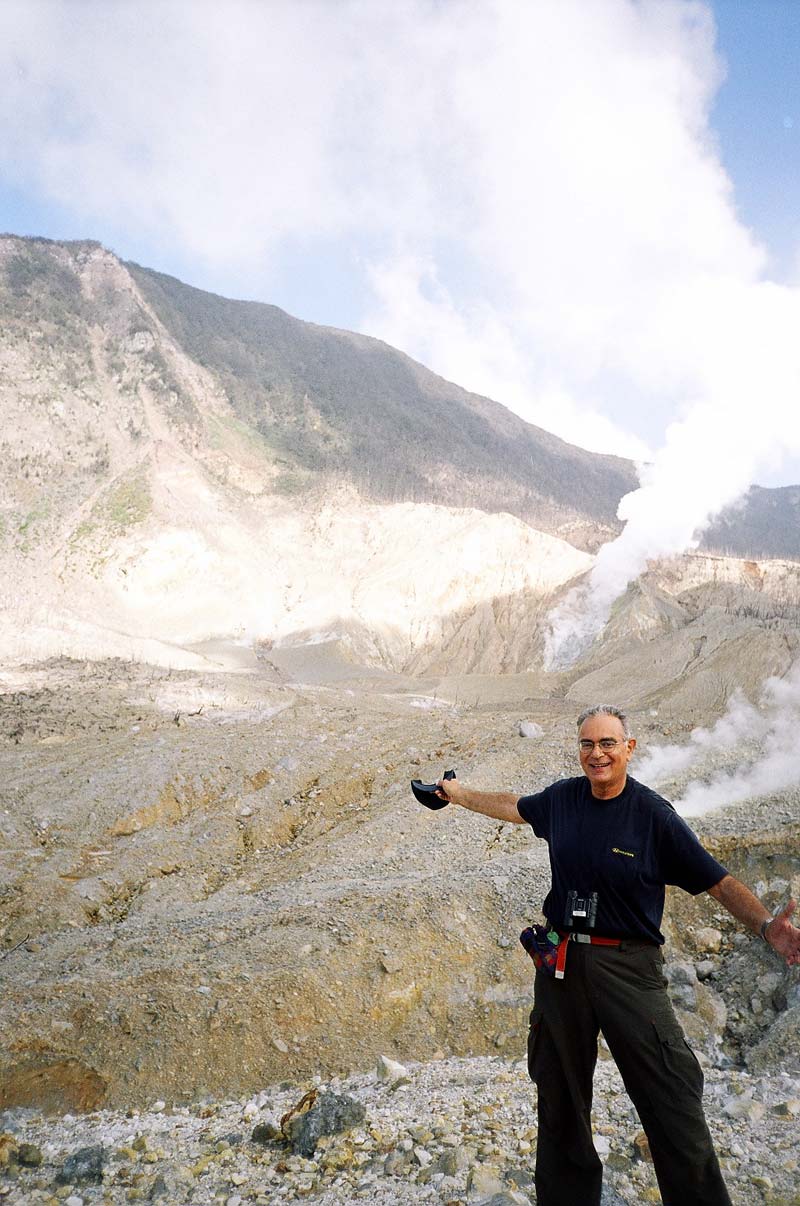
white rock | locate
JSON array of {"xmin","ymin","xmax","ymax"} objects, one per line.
[
  {"xmin": 466, "ymin": 1163, "xmax": 504, "ymax": 1196},
  {"xmin": 376, "ymin": 1054, "xmax": 409, "ymax": 1082},
  {"xmin": 695, "ymin": 927, "xmax": 723, "ymax": 954},
  {"xmin": 518, "ymin": 721, "xmax": 543, "ymax": 739},
  {"xmin": 723, "ymin": 1095, "xmax": 766, "ymax": 1122}
]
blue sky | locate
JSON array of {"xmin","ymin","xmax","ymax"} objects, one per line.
[
  {"xmin": 1, "ymin": 0, "xmax": 799, "ymax": 513},
  {"xmin": 711, "ymin": 0, "xmax": 800, "ymax": 284}
]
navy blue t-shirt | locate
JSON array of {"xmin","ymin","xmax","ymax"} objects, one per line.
[{"xmin": 516, "ymin": 775, "xmax": 728, "ymax": 945}]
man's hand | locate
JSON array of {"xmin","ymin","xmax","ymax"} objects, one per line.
[
  {"xmin": 435, "ymin": 776, "xmax": 465, "ymax": 805},
  {"xmin": 765, "ymin": 899, "xmax": 800, "ymax": 966},
  {"xmin": 708, "ymin": 876, "xmax": 800, "ymax": 967}
]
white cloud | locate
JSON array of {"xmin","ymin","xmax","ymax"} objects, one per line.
[
  {"xmin": 1, "ymin": 1, "xmax": 354, "ymax": 264},
  {"xmin": 358, "ymin": 0, "xmax": 769, "ymax": 451}
]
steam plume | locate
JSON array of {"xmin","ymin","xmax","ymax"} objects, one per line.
[
  {"xmin": 544, "ymin": 281, "xmax": 800, "ymax": 667},
  {"xmin": 636, "ymin": 662, "xmax": 800, "ymax": 817}
]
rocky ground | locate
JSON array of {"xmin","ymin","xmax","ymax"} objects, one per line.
[
  {"xmin": 1, "ymin": 1053, "xmax": 799, "ymax": 1205},
  {"xmin": 1, "ymin": 648, "xmax": 799, "ymax": 1204}
]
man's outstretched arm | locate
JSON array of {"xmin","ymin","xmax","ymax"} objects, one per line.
[
  {"xmin": 435, "ymin": 777, "xmax": 526, "ymax": 824},
  {"xmin": 708, "ymin": 874, "xmax": 800, "ymax": 966}
]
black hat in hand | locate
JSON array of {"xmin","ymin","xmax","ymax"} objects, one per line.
[{"xmin": 410, "ymin": 769, "xmax": 455, "ymax": 809}]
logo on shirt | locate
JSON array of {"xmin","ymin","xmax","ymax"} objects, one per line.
[{"xmin": 612, "ymin": 846, "xmax": 636, "ymax": 858}]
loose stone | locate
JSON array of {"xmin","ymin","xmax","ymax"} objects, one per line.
[
  {"xmin": 284, "ymin": 1092, "xmax": 366, "ymax": 1157},
  {"xmin": 467, "ymin": 1163, "xmax": 505, "ymax": 1197},
  {"xmin": 632, "ymin": 1132, "xmax": 652, "ymax": 1162},
  {"xmin": 376, "ymin": 1055, "xmax": 409, "ymax": 1083},
  {"xmin": 56, "ymin": 1146, "xmax": 106, "ymax": 1185},
  {"xmin": 17, "ymin": 1141, "xmax": 43, "ymax": 1166}
]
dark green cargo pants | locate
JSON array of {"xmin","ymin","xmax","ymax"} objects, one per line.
[{"xmin": 527, "ymin": 940, "xmax": 732, "ymax": 1206}]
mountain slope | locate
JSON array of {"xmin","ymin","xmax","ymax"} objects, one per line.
[
  {"xmin": 0, "ymin": 235, "xmax": 596, "ymax": 669},
  {"xmin": 0, "ymin": 233, "xmax": 798, "ymax": 673},
  {"xmin": 700, "ymin": 484, "xmax": 800, "ymax": 560},
  {"xmin": 127, "ymin": 259, "xmax": 639, "ymax": 550}
]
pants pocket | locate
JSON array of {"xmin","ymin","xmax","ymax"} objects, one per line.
[
  {"xmin": 527, "ymin": 1007, "xmax": 543, "ymax": 1083},
  {"xmin": 653, "ymin": 1018, "xmax": 704, "ymax": 1099}
]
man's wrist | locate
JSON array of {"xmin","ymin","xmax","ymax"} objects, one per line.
[{"xmin": 760, "ymin": 917, "xmax": 774, "ymax": 942}]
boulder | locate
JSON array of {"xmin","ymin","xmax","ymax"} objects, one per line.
[
  {"xmin": 56, "ymin": 1145, "xmax": 106, "ymax": 1185},
  {"xmin": 283, "ymin": 1090, "xmax": 366, "ymax": 1157}
]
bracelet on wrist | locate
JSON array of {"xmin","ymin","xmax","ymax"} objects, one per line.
[{"xmin": 760, "ymin": 917, "xmax": 774, "ymax": 942}]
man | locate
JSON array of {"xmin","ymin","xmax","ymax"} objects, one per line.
[{"xmin": 435, "ymin": 704, "xmax": 800, "ymax": 1206}]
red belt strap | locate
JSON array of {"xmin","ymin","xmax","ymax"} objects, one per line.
[{"xmin": 555, "ymin": 933, "xmax": 622, "ymax": 980}]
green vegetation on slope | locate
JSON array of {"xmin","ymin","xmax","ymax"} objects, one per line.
[{"xmin": 71, "ymin": 467, "xmax": 152, "ymax": 548}]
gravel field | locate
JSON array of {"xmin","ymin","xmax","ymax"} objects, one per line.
[{"xmin": 2, "ymin": 1054, "xmax": 799, "ymax": 1205}]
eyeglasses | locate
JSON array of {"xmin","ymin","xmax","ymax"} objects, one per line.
[{"xmin": 579, "ymin": 738, "xmax": 625, "ymax": 751}]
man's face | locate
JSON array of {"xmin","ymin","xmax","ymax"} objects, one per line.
[{"xmin": 578, "ymin": 714, "xmax": 635, "ymax": 799}]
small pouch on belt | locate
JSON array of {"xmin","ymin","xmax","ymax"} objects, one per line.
[{"xmin": 520, "ymin": 924, "xmax": 569, "ymax": 979}]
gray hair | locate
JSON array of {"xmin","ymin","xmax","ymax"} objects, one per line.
[{"xmin": 576, "ymin": 705, "xmax": 632, "ymax": 739}]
